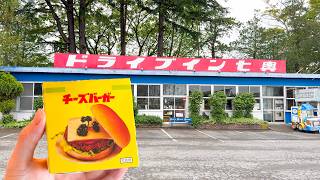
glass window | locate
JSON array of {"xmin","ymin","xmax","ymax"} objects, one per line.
[
  {"xmin": 263, "ymin": 86, "xmax": 284, "ymax": 96},
  {"xmin": 250, "ymin": 86, "xmax": 260, "ymax": 97},
  {"xmin": 149, "ymin": 85, "xmax": 160, "ymax": 96},
  {"xmin": 21, "ymin": 83, "xmax": 33, "ymax": 96},
  {"xmin": 201, "ymin": 86, "xmax": 211, "ymax": 97},
  {"xmin": 137, "ymin": 85, "xmax": 148, "ymax": 96},
  {"xmin": 204, "ymin": 98, "xmax": 210, "ymax": 110},
  {"xmin": 149, "ymin": 98, "xmax": 160, "ymax": 109},
  {"xmin": 286, "ymin": 87, "xmax": 294, "ymax": 98},
  {"xmin": 137, "ymin": 98, "xmax": 148, "ymax": 110},
  {"xmin": 163, "ymin": 84, "xmax": 175, "ymax": 95},
  {"xmin": 254, "ymin": 99, "xmax": 261, "ymax": 110},
  {"xmin": 226, "ymin": 99, "xmax": 233, "ymax": 110},
  {"xmin": 34, "ymin": 83, "xmax": 42, "ymax": 96},
  {"xmin": 175, "ymin": 110, "xmax": 185, "ymax": 118},
  {"xmin": 238, "ymin": 86, "xmax": 249, "ymax": 94},
  {"xmin": 20, "ymin": 97, "xmax": 33, "ymax": 110},
  {"xmin": 225, "ymin": 86, "xmax": 236, "ymax": 97},
  {"xmin": 175, "ymin": 97, "xmax": 186, "ymax": 109},
  {"xmin": 131, "ymin": 85, "xmax": 134, "ymax": 95},
  {"xmin": 214, "ymin": 86, "xmax": 224, "ymax": 93},
  {"xmin": 263, "ymin": 98, "xmax": 273, "ymax": 110},
  {"xmin": 263, "ymin": 111, "xmax": 273, "ymax": 122},
  {"xmin": 175, "ymin": 85, "xmax": 186, "ymax": 95},
  {"xmin": 136, "ymin": 85, "xmax": 160, "ymax": 110},
  {"xmin": 189, "ymin": 85, "xmax": 200, "ymax": 95},
  {"xmin": 274, "ymin": 99, "xmax": 284, "ymax": 110},
  {"xmin": 163, "ymin": 97, "xmax": 174, "ymax": 109},
  {"xmin": 286, "ymin": 99, "xmax": 294, "ymax": 110}
]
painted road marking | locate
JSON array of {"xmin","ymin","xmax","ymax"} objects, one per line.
[
  {"xmin": 0, "ymin": 133, "xmax": 17, "ymax": 139},
  {"xmin": 235, "ymin": 131, "xmax": 243, "ymax": 133},
  {"xmin": 160, "ymin": 129, "xmax": 177, "ymax": 142},
  {"xmin": 196, "ymin": 130, "xmax": 224, "ymax": 142}
]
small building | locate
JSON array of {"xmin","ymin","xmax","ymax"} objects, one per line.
[{"xmin": 2, "ymin": 66, "xmax": 320, "ymax": 123}]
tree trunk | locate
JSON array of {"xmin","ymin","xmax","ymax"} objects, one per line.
[
  {"xmin": 120, "ymin": 0, "xmax": 127, "ymax": 55},
  {"xmin": 66, "ymin": 0, "xmax": 76, "ymax": 53},
  {"xmin": 211, "ymin": 42, "xmax": 215, "ymax": 58},
  {"xmin": 79, "ymin": 0, "xmax": 86, "ymax": 54},
  {"xmin": 169, "ymin": 23, "xmax": 175, "ymax": 56},
  {"xmin": 157, "ymin": 0, "xmax": 165, "ymax": 57}
]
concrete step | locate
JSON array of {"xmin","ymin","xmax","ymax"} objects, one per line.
[{"xmin": 268, "ymin": 122, "xmax": 293, "ymax": 132}]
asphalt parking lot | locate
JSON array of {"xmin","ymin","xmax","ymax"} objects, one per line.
[{"xmin": 1, "ymin": 128, "xmax": 320, "ymax": 179}]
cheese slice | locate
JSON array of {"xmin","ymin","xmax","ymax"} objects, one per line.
[{"xmin": 67, "ymin": 117, "xmax": 111, "ymax": 142}]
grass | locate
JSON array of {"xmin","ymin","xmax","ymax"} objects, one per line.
[
  {"xmin": 201, "ymin": 117, "xmax": 267, "ymax": 125},
  {"xmin": 0, "ymin": 120, "xmax": 31, "ymax": 128}
]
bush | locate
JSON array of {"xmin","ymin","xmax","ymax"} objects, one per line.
[
  {"xmin": 233, "ymin": 93, "xmax": 256, "ymax": 118},
  {"xmin": 189, "ymin": 91, "xmax": 203, "ymax": 128},
  {"xmin": 34, "ymin": 97, "xmax": 43, "ymax": 110},
  {"xmin": 189, "ymin": 91, "xmax": 203, "ymax": 116},
  {"xmin": 133, "ymin": 97, "xmax": 138, "ymax": 117},
  {"xmin": 221, "ymin": 117, "xmax": 267, "ymax": 125},
  {"xmin": 209, "ymin": 91, "xmax": 227, "ymax": 123},
  {"xmin": 0, "ymin": 72, "xmax": 23, "ymax": 114},
  {"xmin": 135, "ymin": 115, "xmax": 162, "ymax": 125},
  {"xmin": 2, "ymin": 114, "xmax": 15, "ymax": 124},
  {"xmin": 0, "ymin": 99, "xmax": 15, "ymax": 114},
  {"xmin": 0, "ymin": 120, "xmax": 31, "ymax": 128}
]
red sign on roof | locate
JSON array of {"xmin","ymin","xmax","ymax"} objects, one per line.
[{"xmin": 54, "ymin": 53, "xmax": 286, "ymax": 73}]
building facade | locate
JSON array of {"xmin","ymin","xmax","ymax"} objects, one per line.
[{"xmin": 2, "ymin": 67, "xmax": 320, "ymax": 123}]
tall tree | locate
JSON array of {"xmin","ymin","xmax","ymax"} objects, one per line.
[{"xmin": 120, "ymin": 0, "xmax": 127, "ymax": 55}]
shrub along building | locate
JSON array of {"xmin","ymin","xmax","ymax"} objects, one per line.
[{"xmin": 1, "ymin": 53, "xmax": 320, "ymax": 124}]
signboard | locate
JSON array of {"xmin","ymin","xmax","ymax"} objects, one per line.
[
  {"xmin": 295, "ymin": 89, "xmax": 320, "ymax": 102},
  {"xmin": 291, "ymin": 106, "xmax": 299, "ymax": 123},
  {"xmin": 54, "ymin": 53, "xmax": 287, "ymax": 73}
]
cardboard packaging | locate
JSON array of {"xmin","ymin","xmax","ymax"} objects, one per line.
[{"xmin": 42, "ymin": 78, "xmax": 139, "ymax": 173}]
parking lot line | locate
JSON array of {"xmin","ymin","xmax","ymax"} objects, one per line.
[
  {"xmin": 195, "ymin": 130, "xmax": 224, "ymax": 142},
  {"xmin": 160, "ymin": 129, "xmax": 177, "ymax": 142},
  {"xmin": 0, "ymin": 133, "xmax": 17, "ymax": 139}
]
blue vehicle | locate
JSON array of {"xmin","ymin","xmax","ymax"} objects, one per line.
[{"xmin": 291, "ymin": 104, "xmax": 320, "ymax": 132}]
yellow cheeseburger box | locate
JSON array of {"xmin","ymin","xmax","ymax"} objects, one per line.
[{"xmin": 42, "ymin": 78, "xmax": 139, "ymax": 173}]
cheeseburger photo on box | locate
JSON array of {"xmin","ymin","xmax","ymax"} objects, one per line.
[{"xmin": 43, "ymin": 78, "xmax": 139, "ymax": 173}]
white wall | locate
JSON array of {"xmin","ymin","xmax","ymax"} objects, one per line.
[
  {"xmin": 138, "ymin": 110, "xmax": 163, "ymax": 119},
  {"xmin": 11, "ymin": 111, "xmax": 34, "ymax": 121}
]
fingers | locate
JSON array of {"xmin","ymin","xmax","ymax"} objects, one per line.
[
  {"xmin": 7, "ymin": 109, "xmax": 46, "ymax": 169},
  {"xmin": 101, "ymin": 168, "xmax": 128, "ymax": 180},
  {"xmin": 85, "ymin": 168, "xmax": 128, "ymax": 180}
]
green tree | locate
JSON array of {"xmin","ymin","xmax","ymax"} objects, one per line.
[
  {"xmin": 265, "ymin": 0, "xmax": 320, "ymax": 72},
  {"xmin": 189, "ymin": 91, "xmax": 203, "ymax": 127},
  {"xmin": 0, "ymin": 0, "xmax": 51, "ymax": 66},
  {"xmin": 0, "ymin": 72, "xmax": 23, "ymax": 115},
  {"xmin": 233, "ymin": 93, "xmax": 256, "ymax": 118},
  {"xmin": 209, "ymin": 91, "xmax": 227, "ymax": 123}
]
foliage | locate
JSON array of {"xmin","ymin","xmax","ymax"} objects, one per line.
[
  {"xmin": 189, "ymin": 91, "xmax": 203, "ymax": 128},
  {"xmin": 33, "ymin": 97, "xmax": 43, "ymax": 110},
  {"xmin": 0, "ymin": 72, "xmax": 23, "ymax": 114},
  {"xmin": 0, "ymin": 99, "xmax": 15, "ymax": 114},
  {"xmin": 209, "ymin": 91, "xmax": 227, "ymax": 123},
  {"xmin": 0, "ymin": 119, "xmax": 31, "ymax": 128},
  {"xmin": 189, "ymin": 91, "xmax": 203, "ymax": 116},
  {"xmin": 220, "ymin": 117, "xmax": 267, "ymax": 125},
  {"xmin": 233, "ymin": 93, "xmax": 256, "ymax": 118},
  {"xmin": 233, "ymin": 13, "xmax": 286, "ymax": 60},
  {"xmin": 133, "ymin": 97, "xmax": 138, "ymax": 117},
  {"xmin": 135, "ymin": 115, "xmax": 162, "ymax": 126},
  {"xmin": 2, "ymin": 114, "xmax": 15, "ymax": 124}
]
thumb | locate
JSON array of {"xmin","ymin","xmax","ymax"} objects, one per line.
[{"xmin": 7, "ymin": 109, "xmax": 46, "ymax": 170}]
